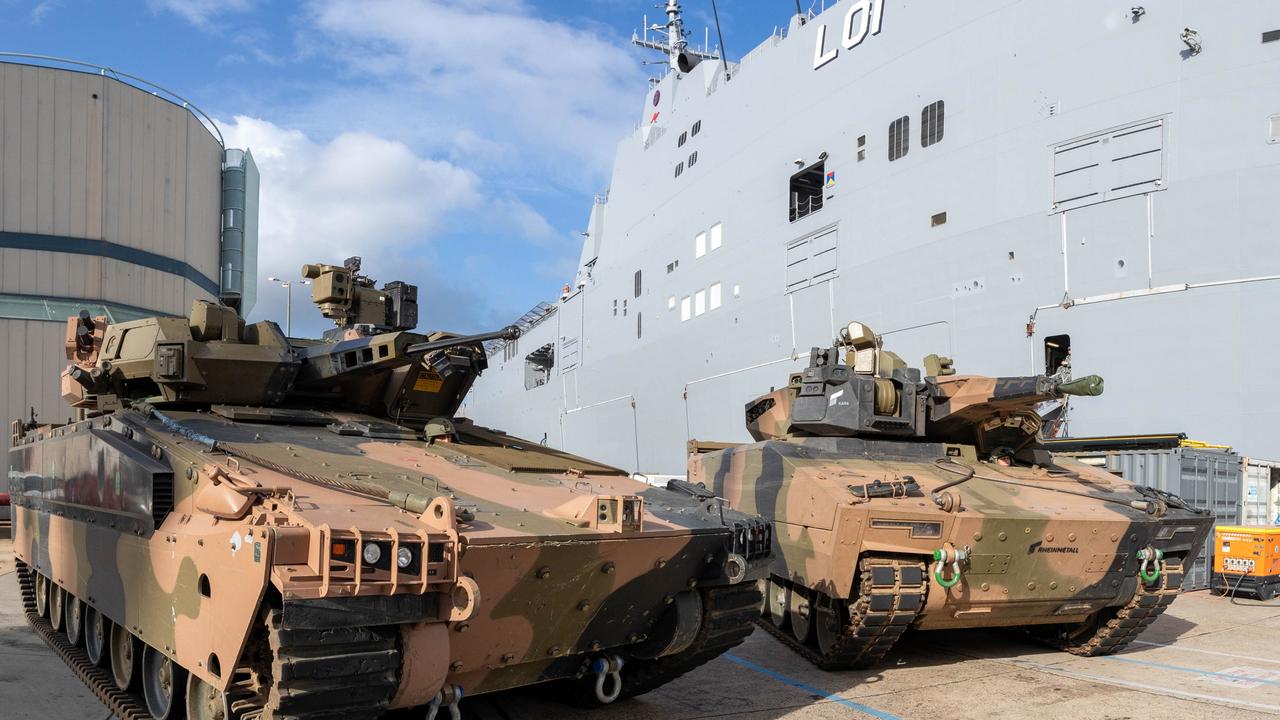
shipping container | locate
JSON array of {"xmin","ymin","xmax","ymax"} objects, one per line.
[
  {"xmin": 1241, "ymin": 458, "xmax": 1280, "ymax": 526},
  {"xmin": 1047, "ymin": 435, "xmax": 1242, "ymax": 591}
]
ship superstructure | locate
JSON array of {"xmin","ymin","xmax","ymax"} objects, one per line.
[{"xmin": 466, "ymin": 0, "xmax": 1280, "ymax": 476}]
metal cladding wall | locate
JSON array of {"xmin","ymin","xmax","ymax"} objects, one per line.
[
  {"xmin": 0, "ymin": 62, "xmax": 224, "ymax": 452},
  {"xmin": 1062, "ymin": 447, "xmax": 1243, "ymax": 590}
]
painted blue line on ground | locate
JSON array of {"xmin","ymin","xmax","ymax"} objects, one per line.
[
  {"xmin": 722, "ymin": 654, "xmax": 903, "ymax": 720},
  {"xmin": 1102, "ymin": 654, "xmax": 1280, "ymax": 686}
]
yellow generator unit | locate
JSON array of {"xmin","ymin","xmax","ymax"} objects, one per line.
[{"xmin": 1212, "ymin": 526, "xmax": 1280, "ymax": 601}]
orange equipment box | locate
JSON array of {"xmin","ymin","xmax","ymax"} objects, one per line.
[{"xmin": 1212, "ymin": 526, "xmax": 1280, "ymax": 600}]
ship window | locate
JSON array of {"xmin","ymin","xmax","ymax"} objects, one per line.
[
  {"xmin": 888, "ymin": 115, "xmax": 910, "ymax": 161},
  {"xmin": 666, "ymin": 259, "xmax": 678, "ymax": 273},
  {"xmin": 709, "ymin": 282, "xmax": 722, "ymax": 310},
  {"xmin": 921, "ymin": 101, "xmax": 944, "ymax": 147},
  {"xmin": 1045, "ymin": 334, "xmax": 1071, "ymax": 377},
  {"xmin": 694, "ymin": 289, "xmax": 706, "ymax": 316},
  {"xmin": 613, "ymin": 299, "xmax": 617, "ymax": 316},
  {"xmin": 680, "ymin": 296, "xmax": 691, "ymax": 322},
  {"xmin": 931, "ymin": 211, "xmax": 947, "ymax": 226},
  {"xmin": 688, "ymin": 151, "xmax": 698, "ymax": 167},
  {"xmin": 678, "ymin": 131, "xmax": 688, "ymax": 147},
  {"xmin": 709, "ymin": 223, "xmax": 722, "ymax": 251},
  {"xmin": 857, "ymin": 134, "xmax": 867, "ymax": 162},
  {"xmin": 667, "ymin": 295, "xmax": 676, "ymax": 310},
  {"xmin": 1264, "ymin": 30, "xmax": 1280, "ymax": 43},
  {"xmin": 634, "ymin": 270, "xmax": 642, "ymax": 298},
  {"xmin": 789, "ymin": 161, "xmax": 825, "ymax": 222},
  {"xmin": 636, "ymin": 312, "xmax": 642, "ymax": 339},
  {"xmin": 692, "ymin": 120, "xmax": 702, "ymax": 136},
  {"xmin": 695, "ymin": 231, "xmax": 707, "ymax": 258},
  {"xmin": 524, "ymin": 343, "xmax": 555, "ymax": 390},
  {"xmin": 675, "ymin": 162, "xmax": 684, "ymax": 177},
  {"xmin": 623, "ymin": 299, "xmax": 627, "ymax": 316}
]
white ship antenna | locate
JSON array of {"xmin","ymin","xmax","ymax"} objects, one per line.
[{"xmin": 632, "ymin": 1, "xmax": 719, "ymax": 73}]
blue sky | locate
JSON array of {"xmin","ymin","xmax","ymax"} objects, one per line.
[{"xmin": 0, "ymin": 0, "xmax": 789, "ymax": 336}]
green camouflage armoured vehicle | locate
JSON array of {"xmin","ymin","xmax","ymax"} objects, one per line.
[
  {"xmin": 689, "ymin": 321, "xmax": 1213, "ymax": 669},
  {"xmin": 10, "ymin": 258, "xmax": 771, "ymax": 720}
]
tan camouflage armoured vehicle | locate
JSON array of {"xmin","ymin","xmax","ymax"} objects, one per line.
[
  {"xmin": 689, "ymin": 321, "xmax": 1213, "ymax": 669},
  {"xmin": 10, "ymin": 258, "xmax": 771, "ymax": 720}
]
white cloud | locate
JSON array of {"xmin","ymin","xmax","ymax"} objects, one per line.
[
  {"xmin": 303, "ymin": 0, "xmax": 644, "ymax": 189},
  {"xmin": 219, "ymin": 115, "xmax": 484, "ymax": 331},
  {"xmin": 148, "ymin": 0, "xmax": 254, "ymax": 27}
]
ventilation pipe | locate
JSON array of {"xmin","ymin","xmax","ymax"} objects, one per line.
[{"xmin": 220, "ymin": 149, "xmax": 260, "ymax": 315}]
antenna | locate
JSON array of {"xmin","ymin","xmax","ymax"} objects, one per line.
[{"xmin": 711, "ymin": 0, "xmax": 731, "ymax": 81}]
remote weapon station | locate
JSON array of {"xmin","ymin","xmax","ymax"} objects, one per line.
[{"xmin": 10, "ymin": 258, "xmax": 771, "ymax": 720}]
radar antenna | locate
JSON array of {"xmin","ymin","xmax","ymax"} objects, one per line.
[{"xmin": 633, "ymin": 0, "xmax": 718, "ymax": 72}]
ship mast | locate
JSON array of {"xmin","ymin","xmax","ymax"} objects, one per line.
[{"xmin": 633, "ymin": 0, "xmax": 718, "ymax": 72}]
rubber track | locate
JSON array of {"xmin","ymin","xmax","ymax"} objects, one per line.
[
  {"xmin": 614, "ymin": 583, "xmax": 762, "ymax": 700},
  {"xmin": 254, "ymin": 610, "xmax": 400, "ymax": 720},
  {"xmin": 1048, "ymin": 560, "xmax": 1185, "ymax": 656},
  {"xmin": 556, "ymin": 582, "xmax": 761, "ymax": 707},
  {"xmin": 16, "ymin": 562, "xmax": 152, "ymax": 720},
  {"xmin": 757, "ymin": 557, "xmax": 928, "ymax": 670}
]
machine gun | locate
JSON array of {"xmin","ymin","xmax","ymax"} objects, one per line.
[
  {"xmin": 59, "ymin": 260, "xmax": 519, "ymax": 424},
  {"xmin": 745, "ymin": 321, "xmax": 1103, "ymax": 463}
]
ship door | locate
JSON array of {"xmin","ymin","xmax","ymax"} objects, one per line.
[{"xmin": 786, "ymin": 227, "xmax": 839, "ymax": 351}]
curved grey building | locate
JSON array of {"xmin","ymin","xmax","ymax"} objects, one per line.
[{"xmin": 0, "ymin": 57, "xmax": 256, "ymax": 451}]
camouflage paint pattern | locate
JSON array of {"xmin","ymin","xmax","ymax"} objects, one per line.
[
  {"xmin": 9, "ymin": 261, "xmax": 772, "ymax": 716},
  {"xmin": 690, "ymin": 321, "xmax": 1213, "ymax": 652}
]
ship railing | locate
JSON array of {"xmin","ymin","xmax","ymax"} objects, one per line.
[{"xmin": 789, "ymin": 194, "xmax": 824, "ymax": 222}]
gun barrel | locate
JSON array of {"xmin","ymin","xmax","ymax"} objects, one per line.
[
  {"xmin": 1057, "ymin": 374, "xmax": 1104, "ymax": 397},
  {"xmin": 405, "ymin": 325, "xmax": 521, "ymax": 355}
]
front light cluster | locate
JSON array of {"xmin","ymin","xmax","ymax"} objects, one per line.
[{"xmin": 359, "ymin": 542, "xmax": 417, "ymax": 569}]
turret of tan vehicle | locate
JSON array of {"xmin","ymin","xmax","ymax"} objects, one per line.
[
  {"xmin": 11, "ymin": 258, "xmax": 771, "ymax": 720},
  {"xmin": 691, "ymin": 321, "xmax": 1212, "ymax": 669}
]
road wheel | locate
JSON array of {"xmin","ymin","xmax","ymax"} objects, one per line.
[
  {"xmin": 34, "ymin": 574, "xmax": 49, "ymax": 618},
  {"xmin": 85, "ymin": 607, "xmax": 109, "ymax": 667},
  {"xmin": 49, "ymin": 586, "xmax": 65, "ymax": 632},
  {"xmin": 185, "ymin": 673, "xmax": 229, "ymax": 720},
  {"xmin": 65, "ymin": 594, "xmax": 85, "ymax": 646},
  {"xmin": 143, "ymin": 644, "xmax": 188, "ymax": 720},
  {"xmin": 765, "ymin": 577, "xmax": 790, "ymax": 629},
  {"xmin": 789, "ymin": 587, "xmax": 813, "ymax": 643},
  {"xmin": 111, "ymin": 623, "xmax": 143, "ymax": 692},
  {"xmin": 815, "ymin": 593, "xmax": 847, "ymax": 656}
]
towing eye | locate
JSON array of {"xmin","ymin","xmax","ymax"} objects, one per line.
[
  {"xmin": 1137, "ymin": 546, "xmax": 1165, "ymax": 585},
  {"xmin": 592, "ymin": 655, "xmax": 625, "ymax": 704},
  {"xmin": 932, "ymin": 545, "xmax": 970, "ymax": 589},
  {"xmin": 425, "ymin": 685, "xmax": 464, "ymax": 720}
]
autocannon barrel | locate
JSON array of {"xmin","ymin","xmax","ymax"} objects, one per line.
[
  {"xmin": 405, "ymin": 325, "xmax": 521, "ymax": 355},
  {"xmin": 1056, "ymin": 374, "xmax": 1104, "ymax": 397}
]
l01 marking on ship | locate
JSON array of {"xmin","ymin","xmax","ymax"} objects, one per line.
[{"xmin": 813, "ymin": 0, "xmax": 885, "ymax": 70}]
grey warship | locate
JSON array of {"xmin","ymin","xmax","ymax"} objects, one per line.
[{"xmin": 466, "ymin": 0, "xmax": 1280, "ymax": 476}]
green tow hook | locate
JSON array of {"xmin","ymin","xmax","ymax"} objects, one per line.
[
  {"xmin": 1137, "ymin": 547, "xmax": 1165, "ymax": 585},
  {"xmin": 932, "ymin": 547, "xmax": 967, "ymax": 589}
]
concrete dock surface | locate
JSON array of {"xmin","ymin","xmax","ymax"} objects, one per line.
[{"xmin": 3, "ymin": 528, "xmax": 1278, "ymax": 720}]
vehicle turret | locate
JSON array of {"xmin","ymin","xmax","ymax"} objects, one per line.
[
  {"xmin": 58, "ymin": 258, "xmax": 520, "ymax": 423},
  {"xmin": 746, "ymin": 320, "xmax": 1104, "ymax": 463}
]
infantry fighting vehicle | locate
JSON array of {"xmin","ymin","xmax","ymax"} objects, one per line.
[
  {"xmin": 689, "ymin": 321, "xmax": 1213, "ymax": 669},
  {"xmin": 10, "ymin": 258, "xmax": 771, "ymax": 720}
]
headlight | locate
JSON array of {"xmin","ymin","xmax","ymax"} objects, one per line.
[
  {"xmin": 397, "ymin": 546, "xmax": 413, "ymax": 569},
  {"xmin": 362, "ymin": 543, "xmax": 383, "ymax": 565}
]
